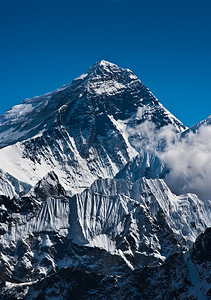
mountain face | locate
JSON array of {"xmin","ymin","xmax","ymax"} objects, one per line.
[{"xmin": 0, "ymin": 60, "xmax": 210, "ymax": 299}]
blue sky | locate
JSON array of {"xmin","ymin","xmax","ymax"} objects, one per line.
[{"xmin": 1, "ymin": 0, "xmax": 211, "ymax": 127}]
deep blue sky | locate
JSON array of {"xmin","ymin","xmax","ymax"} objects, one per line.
[{"xmin": 1, "ymin": 0, "xmax": 211, "ymax": 127}]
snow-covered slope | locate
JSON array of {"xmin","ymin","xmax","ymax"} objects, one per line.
[
  {"xmin": 69, "ymin": 177, "xmax": 210, "ymax": 254},
  {"xmin": 115, "ymin": 150, "xmax": 166, "ymax": 182},
  {"xmin": 0, "ymin": 172, "xmax": 210, "ymax": 285},
  {"xmin": 0, "ymin": 169, "xmax": 31, "ymax": 199}
]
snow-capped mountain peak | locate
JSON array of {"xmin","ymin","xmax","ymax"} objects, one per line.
[
  {"xmin": 73, "ymin": 59, "xmax": 139, "ymax": 98},
  {"xmin": 0, "ymin": 61, "xmax": 186, "ymax": 194},
  {"xmin": 86, "ymin": 59, "xmax": 128, "ymax": 76}
]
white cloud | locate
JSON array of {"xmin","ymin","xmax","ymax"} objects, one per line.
[
  {"xmin": 127, "ymin": 120, "xmax": 177, "ymax": 152},
  {"xmin": 127, "ymin": 119, "xmax": 211, "ymax": 200},
  {"xmin": 159, "ymin": 124, "xmax": 211, "ymax": 200}
]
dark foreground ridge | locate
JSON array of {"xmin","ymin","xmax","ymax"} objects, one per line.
[{"xmin": 1, "ymin": 229, "xmax": 210, "ymax": 299}]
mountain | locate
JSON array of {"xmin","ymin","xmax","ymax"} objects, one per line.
[
  {"xmin": 0, "ymin": 60, "xmax": 186, "ymax": 194},
  {"xmin": 0, "ymin": 60, "xmax": 210, "ymax": 299}
]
